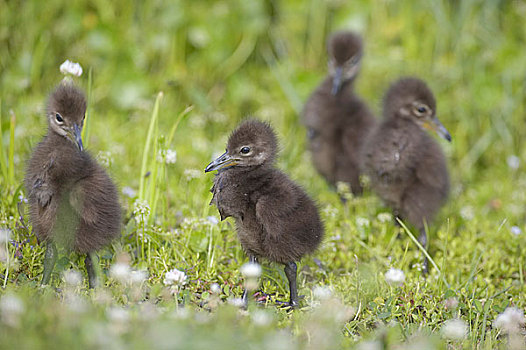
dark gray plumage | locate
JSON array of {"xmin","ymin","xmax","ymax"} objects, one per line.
[
  {"xmin": 302, "ymin": 31, "xmax": 376, "ymax": 195},
  {"xmin": 361, "ymin": 77, "xmax": 451, "ymax": 273},
  {"xmin": 24, "ymin": 82, "xmax": 121, "ymax": 287},
  {"xmin": 205, "ymin": 120, "xmax": 324, "ymax": 307}
]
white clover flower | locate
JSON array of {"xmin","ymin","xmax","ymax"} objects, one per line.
[
  {"xmin": 0, "ymin": 294, "xmax": 24, "ymax": 315},
  {"xmin": 157, "ymin": 149, "xmax": 177, "ymax": 164},
  {"xmin": 60, "ymin": 60, "xmax": 83, "ymax": 77},
  {"xmin": 228, "ymin": 297, "xmax": 246, "ymax": 308},
  {"xmin": 210, "ymin": 111, "xmax": 227, "ymax": 122},
  {"xmin": 194, "ymin": 311, "xmax": 212, "ymax": 324},
  {"xmin": 181, "ymin": 217, "xmax": 198, "ymax": 230},
  {"xmin": 444, "ymin": 297, "xmax": 459, "ymax": 310},
  {"xmin": 163, "ymin": 268, "xmax": 187, "ymax": 286},
  {"xmin": 64, "ymin": 292, "xmax": 88, "ymax": 313},
  {"xmin": 240, "ymin": 262, "xmax": 262, "ymax": 279},
  {"xmin": 411, "ymin": 262, "xmax": 424, "ymax": 272},
  {"xmin": 357, "ymin": 340, "xmax": 382, "ymax": 350},
  {"xmin": 63, "ymin": 269, "xmax": 83, "ymax": 287},
  {"xmin": 376, "ymin": 212, "xmax": 392, "ymax": 223},
  {"xmin": 129, "ymin": 270, "xmax": 148, "ymax": 284},
  {"xmin": 0, "ymin": 247, "xmax": 6, "ymax": 262},
  {"xmin": 206, "ymin": 216, "xmax": 219, "ymax": 225},
  {"xmin": 241, "ymin": 263, "xmax": 261, "ymax": 291},
  {"xmin": 93, "ymin": 289, "xmax": 113, "ymax": 305},
  {"xmin": 210, "ymin": 283, "xmax": 221, "ymax": 294},
  {"xmin": 313, "ymin": 286, "xmax": 332, "ymax": 301},
  {"xmin": 188, "ymin": 27, "xmax": 210, "ymax": 48},
  {"xmin": 122, "ymin": 186, "xmax": 137, "ymax": 198},
  {"xmin": 356, "ymin": 217, "xmax": 370, "ymax": 227},
  {"xmin": 0, "ymin": 228, "xmax": 11, "ymax": 244},
  {"xmin": 107, "ymin": 307, "xmax": 130, "ymax": 323},
  {"xmin": 385, "ymin": 268, "xmax": 405, "ymax": 286},
  {"xmin": 510, "ymin": 226, "xmax": 522, "ymax": 236},
  {"xmin": 441, "ymin": 318, "xmax": 468, "ymax": 340},
  {"xmin": 0, "ymin": 294, "xmax": 25, "ymax": 327},
  {"xmin": 322, "ymin": 205, "xmax": 338, "ymax": 218},
  {"xmin": 171, "ymin": 307, "xmax": 190, "ymax": 320},
  {"xmin": 138, "ymin": 302, "xmax": 159, "ymax": 321},
  {"xmin": 460, "ymin": 206, "xmax": 475, "ymax": 220},
  {"xmin": 183, "ymin": 169, "xmax": 201, "ymax": 180},
  {"xmin": 165, "ymin": 149, "xmax": 177, "ymax": 164},
  {"xmin": 507, "ymin": 155, "xmax": 520, "ymax": 170},
  {"xmin": 251, "ymin": 310, "xmax": 272, "ymax": 326},
  {"xmin": 133, "ymin": 199, "xmax": 150, "ymax": 219},
  {"xmin": 494, "ymin": 307, "xmax": 525, "ymax": 333},
  {"xmin": 96, "ymin": 151, "xmax": 113, "ymax": 168},
  {"xmin": 106, "ymin": 307, "xmax": 130, "ymax": 334},
  {"xmin": 109, "ymin": 262, "xmax": 131, "ymax": 283}
]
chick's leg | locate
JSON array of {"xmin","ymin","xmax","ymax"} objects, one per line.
[
  {"xmin": 284, "ymin": 261, "xmax": 298, "ymax": 308},
  {"xmin": 418, "ymin": 228, "xmax": 429, "ymax": 275},
  {"xmin": 41, "ymin": 242, "xmax": 57, "ymax": 286},
  {"xmin": 85, "ymin": 252, "xmax": 100, "ymax": 288}
]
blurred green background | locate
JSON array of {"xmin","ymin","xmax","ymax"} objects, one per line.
[{"xmin": 2, "ymin": 0, "xmax": 525, "ymax": 182}]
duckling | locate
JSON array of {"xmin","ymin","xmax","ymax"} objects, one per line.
[
  {"xmin": 302, "ymin": 30, "xmax": 376, "ymax": 195},
  {"xmin": 25, "ymin": 82, "xmax": 121, "ymax": 288},
  {"xmin": 205, "ymin": 120, "xmax": 324, "ymax": 307},
  {"xmin": 361, "ymin": 77, "xmax": 451, "ymax": 273}
]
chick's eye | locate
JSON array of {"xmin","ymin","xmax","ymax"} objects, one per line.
[
  {"xmin": 417, "ymin": 106, "xmax": 427, "ymax": 114},
  {"xmin": 240, "ymin": 146, "xmax": 251, "ymax": 154},
  {"xmin": 55, "ymin": 113, "xmax": 64, "ymax": 123}
]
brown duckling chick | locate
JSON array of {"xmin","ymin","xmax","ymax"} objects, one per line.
[
  {"xmin": 302, "ymin": 30, "xmax": 376, "ymax": 196},
  {"xmin": 24, "ymin": 82, "xmax": 121, "ymax": 288},
  {"xmin": 205, "ymin": 120, "xmax": 324, "ymax": 307},
  {"xmin": 361, "ymin": 77, "xmax": 451, "ymax": 273}
]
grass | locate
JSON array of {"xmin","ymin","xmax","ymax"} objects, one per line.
[{"xmin": 1, "ymin": 0, "xmax": 525, "ymax": 348}]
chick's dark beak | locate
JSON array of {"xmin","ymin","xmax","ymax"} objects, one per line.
[
  {"xmin": 331, "ymin": 67, "xmax": 343, "ymax": 95},
  {"xmin": 205, "ymin": 151, "xmax": 238, "ymax": 173},
  {"xmin": 430, "ymin": 117, "xmax": 452, "ymax": 142},
  {"xmin": 73, "ymin": 123, "xmax": 84, "ymax": 151}
]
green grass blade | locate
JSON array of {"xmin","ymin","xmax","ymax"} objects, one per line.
[
  {"xmin": 0, "ymin": 99, "xmax": 8, "ymax": 181},
  {"xmin": 8, "ymin": 109, "xmax": 15, "ymax": 186},
  {"xmin": 82, "ymin": 67, "xmax": 93, "ymax": 148},
  {"xmin": 139, "ymin": 92, "xmax": 163, "ymax": 200},
  {"xmin": 397, "ymin": 218, "xmax": 450, "ymax": 289},
  {"xmin": 167, "ymin": 106, "xmax": 193, "ymax": 146},
  {"xmin": 262, "ymin": 48, "xmax": 303, "ymax": 115}
]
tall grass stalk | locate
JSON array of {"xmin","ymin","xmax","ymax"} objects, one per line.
[
  {"xmin": 147, "ymin": 136, "xmax": 161, "ymax": 225},
  {"xmin": 8, "ymin": 109, "xmax": 15, "ymax": 186},
  {"xmin": 139, "ymin": 92, "xmax": 163, "ymax": 201},
  {"xmin": 0, "ymin": 99, "xmax": 7, "ymax": 182},
  {"xmin": 397, "ymin": 218, "xmax": 450, "ymax": 288},
  {"xmin": 2, "ymin": 235, "xmax": 8, "ymax": 288},
  {"xmin": 218, "ymin": 34, "xmax": 257, "ymax": 80},
  {"xmin": 135, "ymin": 92, "xmax": 164, "ymax": 260},
  {"xmin": 167, "ymin": 106, "xmax": 193, "ymax": 146},
  {"xmin": 146, "ymin": 104, "xmax": 192, "ymax": 225},
  {"xmin": 81, "ymin": 67, "xmax": 93, "ymax": 148},
  {"xmin": 306, "ymin": 0, "xmax": 327, "ymax": 66},
  {"xmin": 262, "ymin": 48, "xmax": 302, "ymax": 115},
  {"xmin": 206, "ymin": 225, "xmax": 215, "ymax": 270}
]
